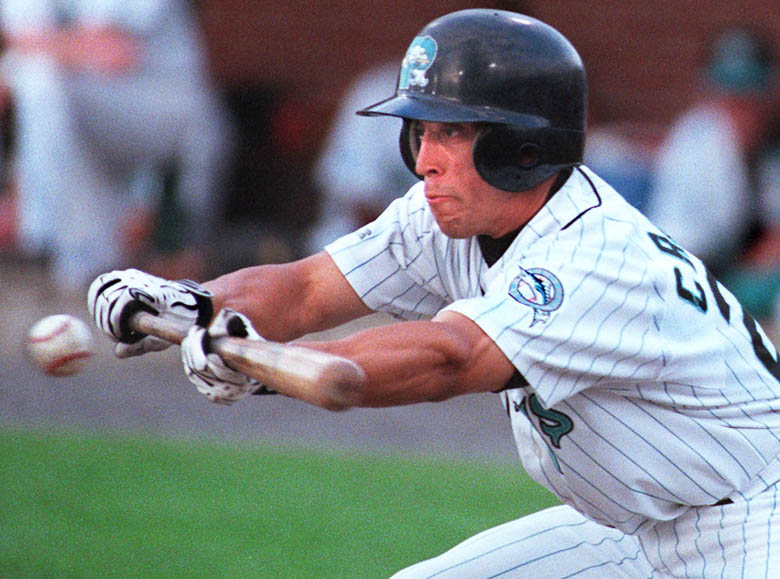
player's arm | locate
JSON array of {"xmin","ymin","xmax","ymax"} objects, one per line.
[
  {"xmin": 204, "ymin": 251, "xmax": 373, "ymax": 343},
  {"xmin": 88, "ymin": 251, "xmax": 369, "ymax": 360},
  {"xmin": 299, "ymin": 310, "xmax": 515, "ymax": 408},
  {"xmin": 182, "ymin": 303, "xmax": 514, "ymax": 409},
  {"xmin": 187, "ymin": 253, "xmax": 515, "ymax": 408}
]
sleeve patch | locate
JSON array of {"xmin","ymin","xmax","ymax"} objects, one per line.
[{"xmin": 508, "ymin": 267, "xmax": 564, "ymax": 327}]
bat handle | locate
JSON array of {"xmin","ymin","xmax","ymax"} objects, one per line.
[
  {"xmin": 128, "ymin": 311, "xmax": 367, "ymax": 410},
  {"xmin": 130, "ymin": 311, "xmax": 190, "ymax": 344}
]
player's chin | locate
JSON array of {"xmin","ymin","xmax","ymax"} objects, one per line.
[{"xmin": 432, "ymin": 216, "xmax": 472, "ymax": 239}]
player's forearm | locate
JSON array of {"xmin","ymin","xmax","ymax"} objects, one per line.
[
  {"xmin": 204, "ymin": 264, "xmax": 314, "ymax": 341},
  {"xmin": 204, "ymin": 252, "xmax": 370, "ymax": 342},
  {"xmin": 303, "ymin": 319, "xmax": 501, "ymax": 408}
]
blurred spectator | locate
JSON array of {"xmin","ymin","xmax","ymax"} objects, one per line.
[
  {"xmin": 0, "ymin": 0, "xmax": 234, "ymax": 291},
  {"xmin": 306, "ymin": 60, "xmax": 418, "ymax": 254},
  {"xmin": 646, "ymin": 25, "xmax": 778, "ymax": 319},
  {"xmin": 0, "ymin": 80, "xmax": 14, "ymax": 249},
  {"xmin": 724, "ymin": 117, "xmax": 780, "ymax": 326},
  {"xmin": 214, "ymin": 86, "xmax": 323, "ymax": 272},
  {"xmin": 584, "ymin": 118, "xmax": 659, "ymax": 214}
]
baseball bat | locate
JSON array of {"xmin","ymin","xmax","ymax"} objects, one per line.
[{"xmin": 129, "ymin": 311, "xmax": 366, "ymax": 410}]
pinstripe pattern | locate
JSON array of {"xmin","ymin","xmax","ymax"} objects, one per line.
[
  {"xmin": 390, "ymin": 505, "xmax": 655, "ymax": 578},
  {"xmin": 326, "ymin": 167, "xmax": 780, "ymax": 576},
  {"xmin": 391, "ymin": 489, "xmax": 780, "ymax": 578},
  {"xmin": 637, "ymin": 484, "xmax": 780, "ymax": 577}
]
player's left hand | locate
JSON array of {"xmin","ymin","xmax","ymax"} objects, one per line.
[
  {"xmin": 87, "ymin": 268, "xmax": 214, "ymax": 358},
  {"xmin": 181, "ymin": 308, "xmax": 275, "ymax": 405}
]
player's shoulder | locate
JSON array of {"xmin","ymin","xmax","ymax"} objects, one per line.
[
  {"xmin": 526, "ymin": 167, "xmax": 670, "ymax": 274},
  {"xmin": 553, "ymin": 166, "xmax": 651, "ymax": 236}
]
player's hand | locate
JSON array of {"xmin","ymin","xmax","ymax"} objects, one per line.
[
  {"xmin": 181, "ymin": 308, "xmax": 275, "ymax": 405},
  {"xmin": 87, "ymin": 268, "xmax": 214, "ymax": 358}
]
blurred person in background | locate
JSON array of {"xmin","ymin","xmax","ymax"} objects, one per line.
[
  {"xmin": 583, "ymin": 101, "xmax": 660, "ymax": 215},
  {"xmin": 722, "ymin": 115, "xmax": 780, "ymax": 339},
  {"xmin": 0, "ymin": 79, "xmax": 14, "ymax": 250},
  {"xmin": 646, "ymin": 25, "xmax": 779, "ymax": 322},
  {"xmin": 0, "ymin": 0, "xmax": 234, "ymax": 292},
  {"xmin": 305, "ymin": 60, "xmax": 419, "ymax": 254}
]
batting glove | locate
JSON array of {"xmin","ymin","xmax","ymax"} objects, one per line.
[
  {"xmin": 181, "ymin": 308, "xmax": 276, "ymax": 405},
  {"xmin": 87, "ymin": 268, "xmax": 214, "ymax": 358}
]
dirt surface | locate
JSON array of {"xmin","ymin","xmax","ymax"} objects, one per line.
[{"xmin": 1, "ymin": 261, "xmax": 517, "ymax": 462}]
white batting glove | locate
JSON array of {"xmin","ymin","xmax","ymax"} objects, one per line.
[
  {"xmin": 181, "ymin": 308, "xmax": 275, "ymax": 405},
  {"xmin": 87, "ymin": 268, "xmax": 214, "ymax": 358}
]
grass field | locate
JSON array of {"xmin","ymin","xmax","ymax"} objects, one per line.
[{"xmin": 1, "ymin": 426, "xmax": 559, "ymax": 578}]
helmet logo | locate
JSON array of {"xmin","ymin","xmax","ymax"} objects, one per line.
[{"xmin": 399, "ymin": 36, "xmax": 438, "ymax": 90}]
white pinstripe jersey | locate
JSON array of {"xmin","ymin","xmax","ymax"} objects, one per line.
[{"xmin": 326, "ymin": 166, "xmax": 780, "ymax": 535}]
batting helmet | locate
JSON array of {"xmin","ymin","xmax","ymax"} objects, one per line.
[{"xmin": 357, "ymin": 9, "xmax": 587, "ymax": 192}]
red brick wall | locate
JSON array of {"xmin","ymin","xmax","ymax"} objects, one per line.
[
  {"xmin": 196, "ymin": 0, "xmax": 780, "ymax": 150},
  {"xmin": 531, "ymin": 0, "xmax": 780, "ymax": 126},
  {"xmin": 197, "ymin": 0, "xmax": 476, "ymax": 158},
  {"xmin": 200, "ymin": 1, "xmax": 470, "ymax": 93}
]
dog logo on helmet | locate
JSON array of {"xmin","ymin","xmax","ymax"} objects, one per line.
[
  {"xmin": 509, "ymin": 267, "xmax": 564, "ymax": 326},
  {"xmin": 399, "ymin": 36, "xmax": 438, "ymax": 90}
]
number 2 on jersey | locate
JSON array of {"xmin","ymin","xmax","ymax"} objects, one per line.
[{"xmin": 649, "ymin": 232, "xmax": 780, "ymax": 381}]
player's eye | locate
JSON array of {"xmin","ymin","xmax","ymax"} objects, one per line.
[
  {"xmin": 412, "ymin": 122, "xmax": 470, "ymax": 143},
  {"xmin": 409, "ymin": 120, "xmax": 424, "ymax": 146},
  {"xmin": 441, "ymin": 125, "xmax": 463, "ymax": 139}
]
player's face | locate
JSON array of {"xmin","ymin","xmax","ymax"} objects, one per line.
[{"xmin": 411, "ymin": 121, "xmax": 544, "ymax": 239}]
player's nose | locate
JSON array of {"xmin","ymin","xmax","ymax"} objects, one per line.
[{"xmin": 415, "ymin": 136, "xmax": 444, "ymax": 178}]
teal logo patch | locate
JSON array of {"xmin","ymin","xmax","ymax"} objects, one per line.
[
  {"xmin": 509, "ymin": 267, "xmax": 564, "ymax": 326},
  {"xmin": 399, "ymin": 36, "xmax": 437, "ymax": 90}
]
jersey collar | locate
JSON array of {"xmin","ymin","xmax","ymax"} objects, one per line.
[
  {"xmin": 476, "ymin": 167, "xmax": 577, "ymax": 267},
  {"xmin": 521, "ymin": 166, "xmax": 603, "ymax": 240}
]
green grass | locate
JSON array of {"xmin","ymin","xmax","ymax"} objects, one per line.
[{"xmin": 0, "ymin": 427, "xmax": 559, "ymax": 578}]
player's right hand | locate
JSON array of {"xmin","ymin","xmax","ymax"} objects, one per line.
[
  {"xmin": 181, "ymin": 308, "xmax": 274, "ymax": 405},
  {"xmin": 87, "ymin": 268, "xmax": 214, "ymax": 359}
]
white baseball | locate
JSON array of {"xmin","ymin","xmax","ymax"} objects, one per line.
[{"xmin": 27, "ymin": 314, "xmax": 93, "ymax": 376}]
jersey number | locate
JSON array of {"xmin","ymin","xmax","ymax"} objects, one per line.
[{"xmin": 649, "ymin": 232, "xmax": 780, "ymax": 381}]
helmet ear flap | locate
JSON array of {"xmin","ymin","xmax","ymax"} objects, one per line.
[
  {"xmin": 473, "ymin": 125, "xmax": 583, "ymax": 192},
  {"xmin": 399, "ymin": 119, "xmax": 422, "ymax": 181},
  {"xmin": 473, "ymin": 125, "xmax": 548, "ymax": 192}
]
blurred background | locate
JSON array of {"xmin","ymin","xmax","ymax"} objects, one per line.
[
  {"xmin": 1, "ymin": 0, "xmax": 778, "ymax": 282},
  {"xmin": 1, "ymin": 1, "xmax": 780, "ymax": 576}
]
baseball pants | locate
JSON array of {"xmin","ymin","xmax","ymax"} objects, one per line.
[{"xmin": 391, "ymin": 483, "xmax": 780, "ymax": 577}]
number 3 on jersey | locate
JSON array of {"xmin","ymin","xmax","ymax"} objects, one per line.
[{"xmin": 649, "ymin": 231, "xmax": 780, "ymax": 381}]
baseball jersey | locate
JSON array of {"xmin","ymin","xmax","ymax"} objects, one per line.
[{"xmin": 326, "ymin": 166, "xmax": 780, "ymax": 535}]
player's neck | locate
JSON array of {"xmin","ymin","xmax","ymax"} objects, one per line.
[{"xmin": 492, "ymin": 170, "xmax": 567, "ymax": 238}]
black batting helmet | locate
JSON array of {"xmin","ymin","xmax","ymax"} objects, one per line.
[{"xmin": 357, "ymin": 9, "xmax": 587, "ymax": 192}]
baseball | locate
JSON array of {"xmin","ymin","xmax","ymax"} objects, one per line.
[{"xmin": 27, "ymin": 314, "xmax": 94, "ymax": 377}]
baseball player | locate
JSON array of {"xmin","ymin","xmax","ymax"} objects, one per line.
[
  {"xmin": 88, "ymin": 10, "xmax": 780, "ymax": 577},
  {"xmin": 0, "ymin": 0, "xmax": 233, "ymax": 290}
]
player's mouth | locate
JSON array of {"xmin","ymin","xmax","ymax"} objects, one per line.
[
  {"xmin": 424, "ymin": 186, "xmax": 458, "ymax": 207},
  {"xmin": 426, "ymin": 194, "xmax": 451, "ymax": 205},
  {"xmin": 425, "ymin": 196, "xmax": 459, "ymax": 221}
]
